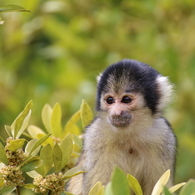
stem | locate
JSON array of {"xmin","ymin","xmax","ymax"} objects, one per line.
[
  {"xmin": 48, "ymin": 190, "xmax": 52, "ymax": 195},
  {"xmin": 16, "ymin": 186, "xmax": 21, "ymax": 195}
]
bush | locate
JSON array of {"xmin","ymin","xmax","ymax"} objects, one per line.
[{"xmin": 0, "ymin": 101, "xmax": 194, "ymax": 195}]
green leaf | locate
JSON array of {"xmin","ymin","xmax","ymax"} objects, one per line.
[
  {"xmin": 4, "ymin": 125, "xmax": 11, "ymax": 137},
  {"xmin": 0, "ymin": 142, "xmax": 8, "ymax": 165},
  {"xmin": 0, "ymin": 178, "xmax": 4, "ymax": 188},
  {"xmin": 0, "ymin": 186, "xmax": 15, "ymax": 194},
  {"xmin": 25, "ymin": 139, "xmax": 41, "ymax": 156},
  {"xmin": 111, "ymin": 167, "xmax": 130, "ymax": 195},
  {"xmin": 0, "ymin": 137, "xmax": 5, "ymax": 145},
  {"xmin": 19, "ymin": 156, "xmax": 40, "ymax": 169},
  {"xmin": 169, "ymin": 182, "xmax": 186, "ymax": 193},
  {"xmin": 21, "ymin": 159, "xmax": 42, "ymax": 172},
  {"xmin": 64, "ymin": 110, "xmax": 81, "ymax": 136},
  {"xmin": 23, "ymin": 183, "xmax": 36, "ymax": 189},
  {"xmin": 51, "ymin": 103, "xmax": 62, "ymax": 138},
  {"xmin": 88, "ymin": 181, "xmax": 104, "ymax": 195},
  {"xmin": 60, "ymin": 134, "xmax": 73, "ymax": 169},
  {"xmin": 151, "ymin": 169, "xmax": 170, "ymax": 195},
  {"xmin": 72, "ymin": 135, "xmax": 82, "ymax": 157},
  {"xmin": 64, "ymin": 192, "xmax": 74, "ymax": 195},
  {"xmin": 26, "ymin": 170, "xmax": 40, "ymax": 178},
  {"xmin": 6, "ymin": 139, "xmax": 26, "ymax": 151},
  {"xmin": 42, "ymin": 104, "xmax": 52, "ymax": 133},
  {"xmin": 179, "ymin": 179, "xmax": 195, "ymax": 195},
  {"xmin": 127, "ymin": 174, "xmax": 143, "ymax": 195},
  {"xmin": 27, "ymin": 125, "xmax": 45, "ymax": 139},
  {"xmin": 11, "ymin": 100, "xmax": 33, "ymax": 139},
  {"xmin": 104, "ymin": 182, "xmax": 114, "ymax": 195},
  {"xmin": 163, "ymin": 187, "xmax": 172, "ymax": 195},
  {"xmin": 52, "ymin": 143, "xmax": 62, "ymax": 173},
  {"xmin": 0, "ymin": 5, "xmax": 31, "ymax": 12},
  {"xmin": 80, "ymin": 100, "xmax": 93, "ymax": 129},
  {"xmin": 28, "ymin": 134, "xmax": 51, "ymax": 155},
  {"xmin": 62, "ymin": 166, "xmax": 85, "ymax": 180},
  {"xmin": 36, "ymin": 144, "xmax": 53, "ymax": 176}
]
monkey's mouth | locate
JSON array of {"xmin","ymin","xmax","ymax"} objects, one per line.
[{"xmin": 109, "ymin": 113, "xmax": 132, "ymax": 128}]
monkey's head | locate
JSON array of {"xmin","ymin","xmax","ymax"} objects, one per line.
[{"xmin": 96, "ymin": 59, "xmax": 173, "ymax": 128}]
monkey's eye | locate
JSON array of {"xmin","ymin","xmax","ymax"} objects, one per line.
[
  {"xmin": 121, "ymin": 96, "xmax": 132, "ymax": 104},
  {"xmin": 106, "ymin": 97, "xmax": 115, "ymax": 104}
]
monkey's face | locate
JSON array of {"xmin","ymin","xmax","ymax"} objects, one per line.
[
  {"xmin": 97, "ymin": 59, "xmax": 173, "ymax": 127},
  {"xmin": 100, "ymin": 91, "xmax": 145, "ymax": 128}
]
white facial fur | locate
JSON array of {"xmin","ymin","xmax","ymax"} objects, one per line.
[{"xmin": 156, "ymin": 75, "xmax": 173, "ymax": 111}]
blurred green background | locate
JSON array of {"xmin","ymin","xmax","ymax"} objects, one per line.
[{"xmin": 0, "ymin": 0, "xmax": 195, "ymax": 186}]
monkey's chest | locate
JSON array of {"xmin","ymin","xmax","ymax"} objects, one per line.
[{"xmin": 106, "ymin": 143, "xmax": 157, "ymax": 175}]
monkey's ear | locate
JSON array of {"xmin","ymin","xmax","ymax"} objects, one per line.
[
  {"xmin": 96, "ymin": 73, "xmax": 102, "ymax": 83},
  {"xmin": 156, "ymin": 75, "xmax": 174, "ymax": 111}
]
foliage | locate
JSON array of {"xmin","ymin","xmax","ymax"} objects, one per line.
[
  {"xmin": 89, "ymin": 168, "xmax": 189, "ymax": 195},
  {"xmin": 0, "ymin": 100, "xmax": 193, "ymax": 195},
  {"xmin": 0, "ymin": 100, "xmax": 92, "ymax": 194}
]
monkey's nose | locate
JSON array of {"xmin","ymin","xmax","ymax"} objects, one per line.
[{"xmin": 110, "ymin": 111, "xmax": 132, "ymax": 127}]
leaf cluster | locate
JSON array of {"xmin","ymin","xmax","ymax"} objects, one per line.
[
  {"xmin": 88, "ymin": 168, "xmax": 192, "ymax": 195},
  {"xmin": 0, "ymin": 100, "xmax": 92, "ymax": 194}
]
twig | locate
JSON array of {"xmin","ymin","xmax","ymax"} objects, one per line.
[
  {"xmin": 48, "ymin": 190, "xmax": 52, "ymax": 195},
  {"xmin": 16, "ymin": 186, "xmax": 21, "ymax": 195}
]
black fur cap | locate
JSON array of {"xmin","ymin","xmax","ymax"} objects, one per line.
[{"xmin": 96, "ymin": 59, "xmax": 161, "ymax": 114}]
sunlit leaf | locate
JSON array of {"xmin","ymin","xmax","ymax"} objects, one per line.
[
  {"xmin": 127, "ymin": 174, "xmax": 143, "ymax": 195},
  {"xmin": 72, "ymin": 134, "xmax": 82, "ymax": 155},
  {"xmin": 42, "ymin": 104, "xmax": 52, "ymax": 133},
  {"xmin": 16, "ymin": 110, "xmax": 32, "ymax": 139},
  {"xmin": 0, "ymin": 142, "xmax": 8, "ymax": 165},
  {"xmin": 104, "ymin": 182, "xmax": 114, "ymax": 195},
  {"xmin": 111, "ymin": 167, "xmax": 130, "ymax": 195},
  {"xmin": 151, "ymin": 170, "xmax": 170, "ymax": 195},
  {"xmin": 64, "ymin": 192, "xmax": 74, "ymax": 195},
  {"xmin": 80, "ymin": 100, "xmax": 93, "ymax": 129},
  {"xmin": 25, "ymin": 139, "xmax": 41, "ymax": 156},
  {"xmin": 21, "ymin": 159, "xmax": 42, "ymax": 172},
  {"xmin": 0, "ymin": 178, "xmax": 4, "ymax": 188},
  {"xmin": 26, "ymin": 170, "xmax": 40, "ymax": 178},
  {"xmin": 179, "ymin": 179, "xmax": 195, "ymax": 195},
  {"xmin": 6, "ymin": 139, "xmax": 26, "ymax": 151},
  {"xmin": 60, "ymin": 134, "xmax": 73, "ymax": 169},
  {"xmin": 4, "ymin": 125, "xmax": 11, "ymax": 137},
  {"xmin": 23, "ymin": 183, "xmax": 36, "ymax": 189},
  {"xmin": 27, "ymin": 125, "xmax": 45, "ymax": 139},
  {"xmin": 28, "ymin": 134, "xmax": 51, "ymax": 155},
  {"xmin": 36, "ymin": 144, "xmax": 53, "ymax": 176},
  {"xmin": 52, "ymin": 143, "xmax": 62, "ymax": 173},
  {"xmin": 11, "ymin": 100, "xmax": 33, "ymax": 139},
  {"xmin": 0, "ymin": 5, "xmax": 31, "ymax": 12},
  {"xmin": 169, "ymin": 182, "xmax": 186, "ymax": 193},
  {"xmin": 36, "ymin": 133, "xmax": 54, "ymax": 147},
  {"xmin": 88, "ymin": 181, "xmax": 104, "ymax": 195},
  {"xmin": 51, "ymin": 103, "xmax": 62, "ymax": 138},
  {"xmin": 62, "ymin": 166, "xmax": 84, "ymax": 180},
  {"xmin": 97, "ymin": 187, "xmax": 105, "ymax": 195},
  {"xmin": 64, "ymin": 110, "xmax": 81, "ymax": 136}
]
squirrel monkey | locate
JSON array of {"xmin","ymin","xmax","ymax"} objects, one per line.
[{"xmin": 68, "ymin": 59, "xmax": 176, "ymax": 195}]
